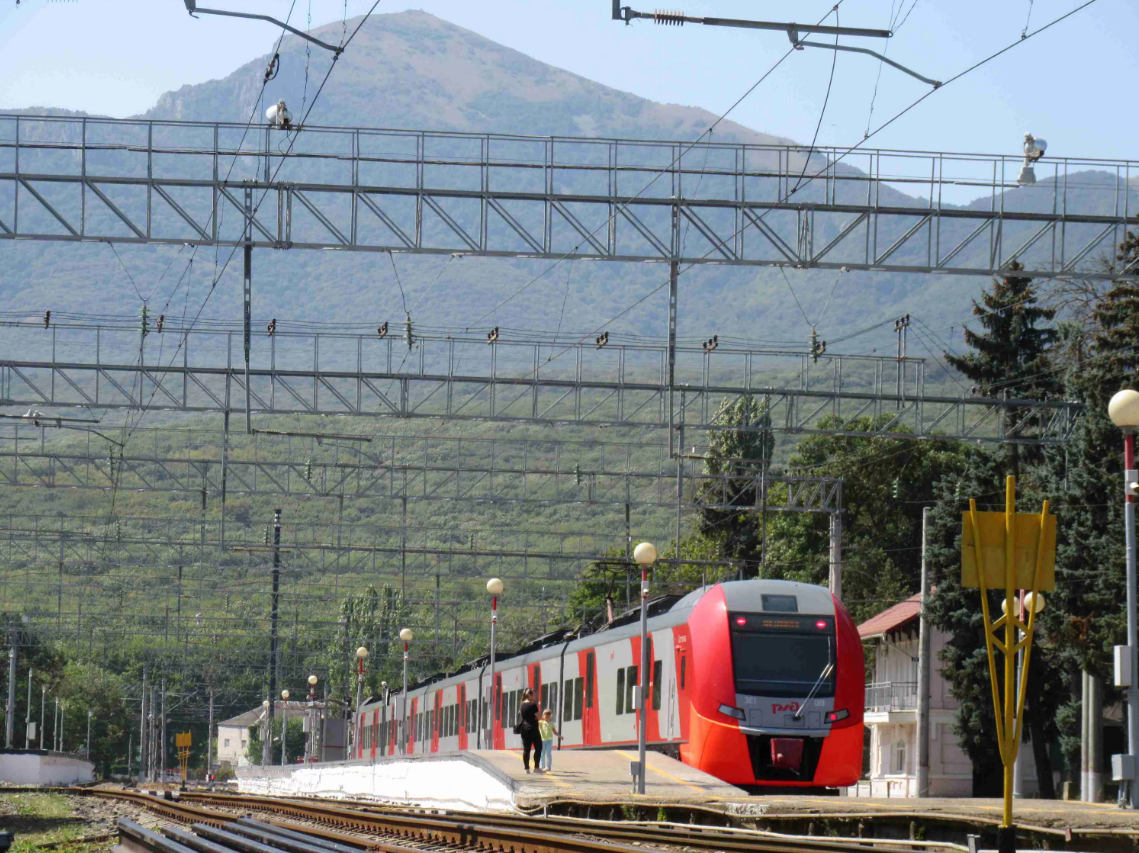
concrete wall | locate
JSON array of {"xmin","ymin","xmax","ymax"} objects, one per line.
[
  {"xmin": 0, "ymin": 750, "xmax": 95, "ymax": 785},
  {"xmin": 236, "ymin": 754, "xmax": 515, "ymax": 812}
]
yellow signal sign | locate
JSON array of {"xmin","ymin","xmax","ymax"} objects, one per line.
[
  {"xmin": 961, "ymin": 509, "xmax": 1056, "ymax": 591},
  {"xmin": 175, "ymin": 732, "xmax": 192, "ymax": 748}
]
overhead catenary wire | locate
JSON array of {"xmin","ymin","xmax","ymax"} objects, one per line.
[
  {"xmin": 533, "ymin": 0, "xmax": 1101, "ymax": 387},
  {"xmin": 465, "ymin": 1, "xmax": 854, "ymax": 328}
]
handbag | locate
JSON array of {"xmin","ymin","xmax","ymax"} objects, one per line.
[{"xmin": 512, "ymin": 720, "xmax": 522, "ymax": 735}]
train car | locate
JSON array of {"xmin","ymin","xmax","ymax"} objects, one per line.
[{"xmin": 354, "ymin": 579, "xmax": 864, "ymax": 788}]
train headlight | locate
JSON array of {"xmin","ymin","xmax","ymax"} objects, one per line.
[
  {"xmin": 718, "ymin": 704, "xmax": 746, "ymax": 721},
  {"xmin": 826, "ymin": 709, "xmax": 850, "ymax": 723}
]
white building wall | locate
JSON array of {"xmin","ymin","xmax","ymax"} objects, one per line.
[
  {"xmin": 217, "ymin": 724, "xmax": 252, "ymax": 768},
  {"xmin": 855, "ymin": 623, "xmax": 1040, "ymax": 798},
  {"xmin": 0, "ymin": 751, "xmax": 95, "ymax": 785}
]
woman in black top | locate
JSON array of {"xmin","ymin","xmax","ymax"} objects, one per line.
[{"xmin": 518, "ymin": 688, "xmax": 542, "ymax": 773}]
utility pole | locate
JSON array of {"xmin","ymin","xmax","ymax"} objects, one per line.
[
  {"xmin": 160, "ymin": 680, "xmax": 167, "ymax": 781},
  {"xmin": 917, "ymin": 506, "xmax": 931, "ymax": 797},
  {"xmin": 207, "ymin": 689, "xmax": 214, "ymax": 781},
  {"xmin": 25, "ymin": 667, "xmax": 32, "ymax": 748},
  {"xmin": 267, "ymin": 508, "xmax": 282, "ymax": 758},
  {"xmin": 243, "ymin": 183, "xmax": 253, "ymax": 435},
  {"xmin": 5, "ymin": 630, "xmax": 16, "ymax": 748},
  {"xmin": 40, "ymin": 685, "xmax": 45, "ymax": 754},
  {"xmin": 1084, "ymin": 672, "xmax": 1103, "ymax": 801},
  {"xmin": 828, "ymin": 512, "xmax": 842, "ymax": 600},
  {"xmin": 139, "ymin": 665, "xmax": 149, "ymax": 783}
]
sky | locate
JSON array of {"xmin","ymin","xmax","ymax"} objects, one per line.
[{"xmin": 0, "ymin": 0, "xmax": 1133, "ymax": 163}]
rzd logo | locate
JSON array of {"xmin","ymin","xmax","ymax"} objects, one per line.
[{"xmin": 772, "ymin": 702, "xmax": 800, "ymax": 714}]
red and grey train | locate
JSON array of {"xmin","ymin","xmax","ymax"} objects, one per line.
[{"xmin": 354, "ymin": 579, "xmax": 864, "ymax": 788}]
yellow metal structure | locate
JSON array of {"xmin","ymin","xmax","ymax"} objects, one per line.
[
  {"xmin": 961, "ymin": 476, "xmax": 1054, "ymax": 839},
  {"xmin": 175, "ymin": 732, "xmax": 192, "ymax": 782}
]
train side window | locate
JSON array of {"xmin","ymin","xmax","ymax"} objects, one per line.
[
  {"xmin": 541, "ymin": 683, "xmax": 549, "ymax": 711},
  {"xmin": 625, "ymin": 665, "xmax": 637, "ymax": 712},
  {"xmin": 585, "ymin": 653, "xmax": 595, "ymax": 709},
  {"xmin": 573, "ymin": 676, "xmax": 584, "ymax": 721},
  {"xmin": 563, "ymin": 680, "xmax": 573, "ymax": 720},
  {"xmin": 615, "ymin": 668, "xmax": 625, "ymax": 715},
  {"xmin": 680, "ymin": 656, "xmax": 686, "ymax": 689},
  {"xmin": 550, "ymin": 682, "xmax": 558, "ymax": 718},
  {"xmin": 652, "ymin": 660, "xmax": 662, "ymax": 710}
]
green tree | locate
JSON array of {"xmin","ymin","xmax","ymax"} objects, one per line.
[
  {"xmin": 944, "ymin": 260, "xmax": 1059, "ymax": 472},
  {"xmin": 928, "ymin": 263, "xmax": 1063, "ymax": 795},
  {"xmin": 245, "ymin": 715, "xmax": 305, "ymax": 766},
  {"xmin": 925, "ymin": 454, "xmax": 1064, "ymax": 797},
  {"xmin": 696, "ymin": 395, "xmax": 774, "ymax": 573},
  {"xmin": 1030, "ymin": 233, "xmax": 1139, "ymax": 782},
  {"xmin": 759, "ymin": 415, "xmax": 966, "ymax": 623}
]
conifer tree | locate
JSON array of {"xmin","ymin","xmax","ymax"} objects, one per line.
[
  {"xmin": 928, "ymin": 262, "xmax": 1063, "ymax": 795},
  {"xmin": 1034, "ymin": 232, "xmax": 1139, "ymax": 779},
  {"xmin": 944, "ymin": 260, "xmax": 1058, "ymax": 471}
]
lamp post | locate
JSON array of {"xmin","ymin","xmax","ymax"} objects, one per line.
[
  {"xmin": 280, "ymin": 689, "xmax": 289, "ymax": 765},
  {"xmin": 354, "ymin": 646, "xmax": 368, "ymax": 758},
  {"xmin": 486, "ymin": 578, "xmax": 503, "ymax": 749},
  {"xmin": 380, "ymin": 681, "xmax": 388, "ymax": 757},
  {"xmin": 399, "ymin": 628, "xmax": 413, "ymax": 754},
  {"xmin": 260, "ymin": 699, "xmax": 270, "ymax": 765},
  {"xmin": 307, "ymin": 675, "xmax": 318, "ymax": 762},
  {"xmin": 633, "ymin": 541, "xmax": 657, "ymax": 794},
  {"xmin": 1109, "ymin": 388, "xmax": 1139, "ymax": 809}
]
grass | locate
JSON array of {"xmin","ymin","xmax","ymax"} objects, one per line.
[{"xmin": 0, "ymin": 792, "xmax": 114, "ymax": 853}]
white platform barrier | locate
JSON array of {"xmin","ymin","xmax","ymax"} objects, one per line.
[
  {"xmin": 235, "ymin": 754, "xmax": 516, "ymax": 812},
  {"xmin": 0, "ymin": 750, "xmax": 95, "ymax": 785}
]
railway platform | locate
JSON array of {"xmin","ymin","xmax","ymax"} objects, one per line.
[{"xmin": 235, "ymin": 749, "xmax": 745, "ymax": 812}]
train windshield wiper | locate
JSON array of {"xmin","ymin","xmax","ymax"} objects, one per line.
[{"xmin": 793, "ymin": 661, "xmax": 835, "ymax": 719}]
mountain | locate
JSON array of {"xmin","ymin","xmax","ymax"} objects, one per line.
[
  {"xmin": 145, "ymin": 11, "xmax": 796, "ymax": 145},
  {"xmin": 0, "ymin": 10, "xmax": 1130, "ymax": 362}
]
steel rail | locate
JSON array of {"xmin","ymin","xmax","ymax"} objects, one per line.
[{"xmin": 84, "ymin": 788, "xmax": 918, "ymax": 853}]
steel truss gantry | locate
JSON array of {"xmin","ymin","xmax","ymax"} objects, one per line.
[
  {"xmin": 0, "ymin": 323, "xmax": 1078, "ymax": 444},
  {"xmin": 0, "ymin": 424, "xmax": 842, "ymax": 512},
  {"xmin": 1, "ymin": 114, "xmax": 1136, "ymax": 279}
]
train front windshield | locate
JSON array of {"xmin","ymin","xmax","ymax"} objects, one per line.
[{"xmin": 730, "ymin": 615, "xmax": 835, "ymax": 697}]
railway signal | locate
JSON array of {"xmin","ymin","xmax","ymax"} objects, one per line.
[
  {"xmin": 487, "ymin": 326, "xmax": 499, "ymax": 344},
  {"xmin": 595, "ymin": 331, "xmax": 609, "ymax": 349},
  {"xmin": 377, "ymin": 322, "xmax": 388, "ymax": 338},
  {"xmin": 703, "ymin": 335, "xmax": 718, "ymax": 353},
  {"xmin": 267, "ymin": 319, "xmax": 277, "ymax": 337},
  {"xmin": 961, "ymin": 476, "xmax": 1056, "ymax": 853}
]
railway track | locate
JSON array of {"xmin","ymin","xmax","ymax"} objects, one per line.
[
  {"xmin": 174, "ymin": 790, "xmax": 932, "ymax": 853},
  {"xmin": 81, "ymin": 787, "xmax": 922, "ymax": 853}
]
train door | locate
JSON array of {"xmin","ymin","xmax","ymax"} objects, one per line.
[
  {"xmin": 433, "ymin": 691, "xmax": 442, "ymax": 753},
  {"xmin": 559, "ymin": 654, "xmax": 582, "ymax": 747},
  {"xmin": 457, "ymin": 683, "xmax": 465, "ymax": 751},
  {"xmin": 371, "ymin": 709, "xmax": 379, "ymax": 760},
  {"xmin": 493, "ymin": 674, "xmax": 504, "ymax": 749},
  {"xmin": 582, "ymin": 650, "xmax": 597, "ymax": 746}
]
